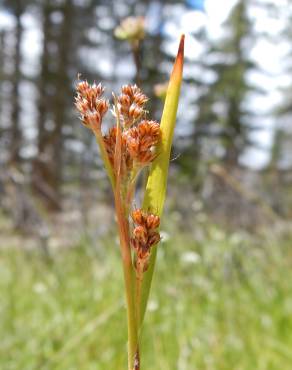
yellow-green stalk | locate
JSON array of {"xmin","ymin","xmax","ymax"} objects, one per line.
[{"xmin": 139, "ymin": 34, "xmax": 185, "ymax": 326}]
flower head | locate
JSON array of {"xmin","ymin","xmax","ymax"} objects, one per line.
[
  {"xmin": 124, "ymin": 120, "xmax": 160, "ymax": 165},
  {"xmin": 117, "ymin": 84, "xmax": 148, "ymax": 128},
  {"xmin": 114, "ymin": 16, "xmax": 145, "ymax": 43},
  {"xmin": 75, "ymin": 80, "xmax": 109, "ymax": 133},
  {"xmin": 131, "ymin": 208, "xmax": 161, "ymax": 272}
]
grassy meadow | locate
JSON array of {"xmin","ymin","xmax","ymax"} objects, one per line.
[{"xmin": 0, "ymin": 219, "xmax": 292, "ymax": 370}]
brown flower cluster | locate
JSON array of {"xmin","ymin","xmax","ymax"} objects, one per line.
[
  {"xmin": 125, "ymin": 120, "xmax": 160, "ymax": 163},
  {"xmin": 131, "ymin": 209, "xmax": 161, "ymax": 272},
  {"xmin": 75, "ymin": 81, "xmax": 161, "ymax": 178},
  {"xmin": 103, "ymin": 120, "xmax": 160, "ymax": 171},
  {"xmin": 105, "ymin": 85, "xmax": 160, "ymax": 173},
  {"xmin": 75, "ymin": 80, "xmax": 109, "ymax": 132},
  {"xmin": 117, "ymin": 84, "xmax": 148, "ymax": 128}
]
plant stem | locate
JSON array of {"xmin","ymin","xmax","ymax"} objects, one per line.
[
  {"xmin": 113, "ymin": 96, "xmax": 139, "ymax": 369},
  {"xmin": 135, "ymin": 265, "xmax": 143, "ymax": 329},
  {"xmin": 125, "ymin": 166, "xmax": 139, "ymax": 211},
  {"xmin": 114, "ymin": 188, "xmax": 139, "ymax": 369},
  {"xmin": 95, "ymin": 132, "xmax": 115, "ymax": 189}
]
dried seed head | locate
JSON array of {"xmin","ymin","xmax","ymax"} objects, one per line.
[
  {"xmin": 138, "ymin": 120, "xmax": 160, "ymax": 141},
  {"xmin": 126, "ymin": 136, "xmax": 140, "ymax": 159},
  {"xmin": 133, "ymin": 225, "xmax": 148, "ymax": 244},
  {"xmin": 76, "ymin": 80, "xmax": 90, "ymax": 95},
  {"xmin": 103, "ymin": 126, "xmax": 132, "ymax": 174},
  {"xmin": 76, "ymin": 82, "xmax": 160, "ymax": 180},
  {"xmin": 98, "ymin": 99, "xmax": 110, "ymax": 117},
  {"xmin": 124, "ymin": 120, "xmax": 161, "ymax": 165},
  {"xmin": 75, "ymin": 80, "xmax": 109, "ymax": 132},
  {"xmin": 83, "ymin": 111, "xmax": 102, "ymax": 128},
  {"xmin": 131, "ymin": 209, "xmax": 161, "ymax": 272},
  {"xmin": 129, "ymin": 104, "xmax": 143, "ymax": 120},
  {"xmin": 134, "ymin": 92, "xmax": 148, "ymax": 106},
  {"xmin": 117, "ymin": 84, "xmax": 148, "ymax": 127},
  {"xmin": 146, "ymin": 214, "xmax": 160, "ymax": 230},
  {"xmin": 121, "ymin": 84, "xmax": 143, "ymax": 97},
  {"xmin": 137, "ymin": 247, "xmax": 150, "ymax": 261},
  {"xmin": 148, "ymin": 231, "xmax": 161, "ymax": 247},
  {"xmin": 119, "ymin": 94, "xmax": 131, "ymax": 108},
  {"xmin": 131, "ymin": 209, "xmax": 145, "ymax": 226}
]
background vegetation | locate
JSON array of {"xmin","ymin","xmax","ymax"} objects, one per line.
[{"xmin": 1, "ymin": 222, "xmax": 292, "ymax": 369}]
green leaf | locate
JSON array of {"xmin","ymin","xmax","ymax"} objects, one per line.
[{"xmin": 139, "ymin": 35, "xmax": 185, "ymax": 326}]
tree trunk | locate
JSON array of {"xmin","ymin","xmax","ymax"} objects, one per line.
[
  {"xmin": 32, "ymin": 1, "xmax": 75, "ymax": 211},
  {"xmin": 10, "ymin": 1, "xmax": 23, "ymax": 165}
]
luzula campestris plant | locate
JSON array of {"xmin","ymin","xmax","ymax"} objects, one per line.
[{"xmin": 75, "ymin": 35, "xmax": 184, "ymax": 370}]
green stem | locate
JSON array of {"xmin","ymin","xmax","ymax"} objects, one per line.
[
  {"xmin": 138, "ymin": 246, "xmax": 157, "ymax": 326},
  {"xmin": 95, "ymin": 131, "xmax": 115, "ymax": 189},
  {"xmin": 115, "ymin": 192, "xmax": 138, "ymax": 369},
  {"xmin": 113, "ymin": 97, "xmax": 139, "ymax": 369},
  {"xmin": 135, "ymin": 265, "xmax": 143, "ymax": 331},
  {"xmin": 125, "ymin": 166, "xmax": 140, "ymax": 212}
]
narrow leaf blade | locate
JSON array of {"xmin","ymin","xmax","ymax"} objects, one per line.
[{"xmin": 139, "ymin": 35, "xmax": 185, "ymax": 325}]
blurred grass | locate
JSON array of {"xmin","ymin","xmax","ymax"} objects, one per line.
[{"xmin": 0, "ymin": 221, "xmax": 292, "ymax": 370}]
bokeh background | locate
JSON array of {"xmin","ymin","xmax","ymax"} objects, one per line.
[{"xmin": 0, "ymin": 0, "xmax": 291, "ymax": 369}]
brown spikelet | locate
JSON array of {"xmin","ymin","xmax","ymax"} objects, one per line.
[
  {"xmin": 130, "ymin": 209, "xmax": 161, "ymax": 272},
  {"xmin": 75, "ymin": 80, "xmax": 109, "ymax": 132},
  {"xmin": 148, "ymin": 231, "xmax": 161, "ymax": 247},
  {"xmin": 133, "ymin": 225, "xmax": 148, "ymax": 244},
  {"xmin": 118, "ymin": 84, "xmax": 148, "ymax": 127},
  {"xmin": 146, "ymin": 214, "xmax": 160, "ymax": 230},
  {"xmin": 103, "ymin": 126, "xmax": 133, "ymax": 174},
  {"xmin": 131, "ymin": 209, "xmax": 145, "ymax": 226},
  {"xmin": 138, "ymin": 120, "xmax": 160, "ymax": 142},
  {"xmin": 124, "ymin": 120, "xmax": 161, "ymax": 165}
]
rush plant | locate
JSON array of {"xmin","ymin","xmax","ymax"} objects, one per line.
[{"xmin": 75, "ymin": 35, "xmax": 184, "ymax": 370}]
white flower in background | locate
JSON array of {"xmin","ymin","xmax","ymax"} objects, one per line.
[{"xmin": 181, "ymin": 251, "xmax": 201, "ymax": 264}]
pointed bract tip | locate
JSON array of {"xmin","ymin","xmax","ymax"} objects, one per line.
[
  {"xmin": 177, "ymin": 34, "xmax": 185, "ymax": 64},
  {"xmin": 179, "ymin": 34, "xmax": 185, "ymax": 52},
  {"xmin": 170, "ymin": 34, "xmax": 184, "ymax": 82}
]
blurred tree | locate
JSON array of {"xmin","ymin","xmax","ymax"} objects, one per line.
[
  {"xmin": 32, "ymin": 0, "xmax": 76, "ymax": 210},
  {"xmin": 266, "ymin": 0, "xmax": 292, "ymax": 216},
  {"xmin": 176, "ymin": 28, "xmax": 209, "ymax": 190},
  {"xmin": 272, "ymin": 0, "xmax": 292, "ymax": 172},
  {"xmin": 192, "ymin": 0, "xmax": 261, "ymax": 168},
  {"xmin": 0, "ymin": 30, "xmax": 6, "ymax": 144},
  {"xmin": 32, "ymin": 0, "xmax": 106, "ymax": 209},
  {"xmin": 4, "ymin": 0, "xmax": 27, "ymax": 165}
]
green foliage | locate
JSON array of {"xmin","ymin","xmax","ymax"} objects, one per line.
[{"xmin": 1, "ymin": 224, "xmax": 291, "ymax": 370}]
